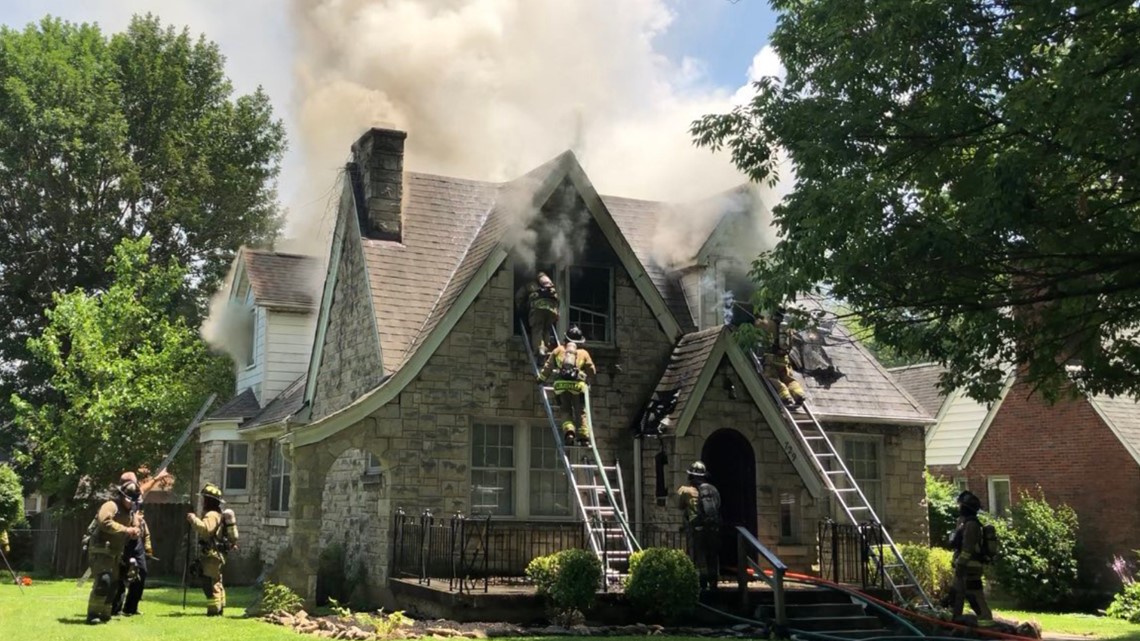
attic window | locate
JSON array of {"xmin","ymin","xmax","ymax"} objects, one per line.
[{"xmin": 568, "ymin": 265, "xmax": 613, "ymax": 344}]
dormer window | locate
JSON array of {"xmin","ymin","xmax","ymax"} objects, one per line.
[{"xmin": 243, "ymin": 307, "xmax": 256, "ymax": 368}]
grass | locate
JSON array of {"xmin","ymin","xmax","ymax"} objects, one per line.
[
  {"xmin": 989, "ymin": 600, "xmax": 1140, "ymax": 641},
  {"xmin": 0, "ymin": 578, "xmax": 301, "ymax": 641}
]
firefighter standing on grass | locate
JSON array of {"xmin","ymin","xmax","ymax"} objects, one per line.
[
  {"xmin": 85, "ymin": 482, "xmax": 141, "ymax": 624},
  {"xmin": 949, "ymin": 490, "xmax": 994, "ymax": 626},
  {"xmin": 111, "ymin": 471, "xmax": 160, "ymax": 616},
  {"xmin": 757, "ymin": 309, "xmax": 807, "ymax": 409},
  {"xmin": 538, "ymin": 326, "xmax": 596, "ymax": 446},
  {"xmin": 676, "ymin": 461, "xmax": 722, "ymax": 592},
  {"xmin": 187, "ymin": 482, "xmax": 239, "ymax": 616}
]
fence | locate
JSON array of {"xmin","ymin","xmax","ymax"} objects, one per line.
[
  {"xmin": 389, "ymin": 510, "xmax": 689, "ymax": 592},
  {"xmin": 817, "ymin": 519, "xmax": 885, "ymax": 590},
  {"xmin": 3, "ymin": 502, "xmax": 193, "ymax": 578}
]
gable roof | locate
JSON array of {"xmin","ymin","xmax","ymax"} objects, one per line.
[
  {"xmin": 889, "ymin": 363, "xmax": 949, "ymax": 417},
  {"xmin": 648, "ymin": 326, "xmax": 824, "ymax": 497},
  {"xmin": 242, "ymin": 250, "xmax": 319, "ymax": 311},
  {"xmin": 295, "ymin": 151, "xmax": 683, "ymax": 445}
]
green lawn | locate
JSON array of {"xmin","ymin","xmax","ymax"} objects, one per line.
[
  {"xmin": 991, "ymin": 604, "xmax": 1140, "ymax": 641},
  {"xmin": 0, "ymin": 578, "xmax": 302, "ymax": 641}
]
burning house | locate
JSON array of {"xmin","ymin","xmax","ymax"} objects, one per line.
[{"xmin": 197, "ymin": 128, "xmax": 932, "ymax": 607}]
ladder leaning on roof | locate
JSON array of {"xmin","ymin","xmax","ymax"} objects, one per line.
[
  {"xmin": 521, "ymin": 321, "xmax": 640, "ymax": 582},
  {"xmin": 749, "ymin": 349, "xmax": 933, "ymax": 609}
]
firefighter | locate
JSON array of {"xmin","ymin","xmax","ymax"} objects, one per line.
[
  {"xmin": 538, "ymin": 326, "xmax": 596, "ymax": 446},
  {"xmin": 111, "ymin": 471, "xmax": 158, "ymax": 616},
  {"xmin": 949, "ymin": 491, "xmax": 994, "ymax": 626},
  {"xmin": 757, "ymin": 309, "xmax": 806, "ymax": 409},
  {"xmin": 85, "ymin": 481, "xmax": 141, "ymax": 624},
  {"xmin": 676, "ymin": 461, "xmax": 721, "ymax": 592},
  {"xmin": 517, "ymin": 271, "xmax": 560, "ymax": 358},
  {"xmin": 186, "ymin": 483, "xmax": 239, "ymax": 616}
]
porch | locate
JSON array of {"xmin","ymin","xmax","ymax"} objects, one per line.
[{"xmin": 388, "ymin": 510, "xmax": 893, "ymax": 625}]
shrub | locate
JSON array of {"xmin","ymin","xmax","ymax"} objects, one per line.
[
  {"xmin": 0, "ymin": 464, "xmax": 25, "ymax": 529},
  {"xmin": 925, "ymin": 471, "xmax": 958, "ymax": 548},
  {"xmin": 317, "ymin": 543, "xmax": 348, "ymax": 606},
  {"xmin": 1107, "ymin": 582, "xmax": 1140, "ymax": 624},
  {"xmin": 624, "ymin": 547, "xmax": 699, "ymax": 623},
  {"xmin": 250, "ymin": 582, "xmax": 305, "ymax": 616},
  {"xmin": 988, "ymin": 491, "xmax": 1079, "ymax": 609},
  {"xmin": 526, "ymin": 549, "xmax": 602, "ymax": 624},
  {"xmin": 891, "ymin": 544, "xmax": 954, "ymax": 603}
]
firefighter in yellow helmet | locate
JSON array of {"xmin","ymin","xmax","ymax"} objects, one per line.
[
  {"xmin": 756, "ymin": 309, "xmax": 806, "ymax": 409},
  {"xmin": 85, "ymin": 481, "xmax": 142, "ymax": 624},
  {"xmin": 186, "ymin": 483, "xmax": 239, "ymax": 616},
  {"xmin": 538, "ymin": 326, "xmax": 597, "ymax": 446}
]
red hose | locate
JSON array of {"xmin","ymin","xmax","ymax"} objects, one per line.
[{"xmin": 761, "ymin": 570, "xmax": 1040, "ymax": 641}]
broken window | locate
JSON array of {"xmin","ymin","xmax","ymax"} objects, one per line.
[
  {"xmin": 529, "ymin": 425, "xmax": 571, "ymax": 517},
  {"xmin": 471, "ymin": 423, "xmax": 515, "ymax": 516},
  {"xmin": 568, "ymin": 265, "xmax": 613, "ymax": 343},
  {"xmin": 224, "ymin": 442, "xmax": 249, "ymax": 493}
]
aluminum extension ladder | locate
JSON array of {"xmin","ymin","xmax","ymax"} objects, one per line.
[
  {"xmin": 521, "ymin": 322, "xmax": 640, "ymax": 582},
  {"xmin": 750, "ymin": 350, "xmax": 933, "ymax": 609}
]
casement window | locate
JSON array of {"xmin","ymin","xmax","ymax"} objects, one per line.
[
  {"xmin": 511, "ymin": 262, "xmax": 615, "ymax": 345},
  {"xmin": 988, "ymin": 477, "xmax": 1011, "ymax": 517},
  {"xmin": 268, "ymin": 441, "xmax": 292, "ymax": 514},
  {"xmin": 779, "ymin": 492, "xmax": 799, "ymax": 543},
  {"xmin": 223, "ymin": 442, "xmax": 250, "ymax": 493},
  {"xmin": 470, "ymin": 421, "xmax": 572, "ymax": 519},
  {"xmin": 365, "ymin": 451, "xmax": 383, "ymax": 475},
  {"xmin": 831, "ymin": 435, "xmax": 885, "ymax": 519}
]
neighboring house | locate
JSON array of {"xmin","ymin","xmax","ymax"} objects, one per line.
[
  {"xmin": 892, "ymin": 363, "xmax": 1140, "ymax": 589},
  {"xmin": 204, "ymin": 128, "xmax": 932, "ymax": 604}
]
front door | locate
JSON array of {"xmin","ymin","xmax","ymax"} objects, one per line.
[{"xmin": 701, "ymin": 428, "xmax": 757, "ymax": 576}]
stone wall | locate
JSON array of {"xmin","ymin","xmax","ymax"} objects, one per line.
[
  {"xmin": 318, "ymin": 447, "xmax": 389, "ymax": 593},
  {"xmin": 311, "ymin": 221, "xmax": 384, "ymax": 421}
]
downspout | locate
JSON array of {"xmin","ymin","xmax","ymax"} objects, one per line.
[{"xmin": 633, "ymin": 436, "xmax": 643, "ymax": 541}]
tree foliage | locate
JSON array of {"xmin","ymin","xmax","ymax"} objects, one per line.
[
  {"xmin": 11, "ymin": 237, "xmax": 231, "ymax": 497},
  {"xmin": 693, "ymin": 1, "xmax": 1140, "ymax": 403},
  {"xmin": 0, "ymin": 14, "xmax": 284, "ymax": 433},
  {"xmin": 0, "ymin": 464, "xmax": 24, "ymax": 527}
]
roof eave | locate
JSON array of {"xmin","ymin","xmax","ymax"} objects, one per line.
[{"xmin": 813, "ymin": 412, "xmax": 934, "ymax": 427}]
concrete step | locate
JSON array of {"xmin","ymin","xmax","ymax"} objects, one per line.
[
  {"xmin": 787, "ymin": 615, "xmax": 884, "ymax": 632},
  {"xmin": 756, "ymin": 602, "xmax": 866, "ymax": 619},
  {"xmin": 807, "ymin": 629, "xmax": 898, "ymax": 639}
]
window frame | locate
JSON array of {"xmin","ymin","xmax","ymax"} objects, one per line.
[
  {"xmin": 987, "ymin": 476, "xmax": 1011, "ymax": 517},
  {"xmin": 469, "ymin": 419, "xmax": 575, "ymax": 521},
  {"xmin": 223, "ymin": 442, "xmax": 250, "ymax": 494},
  {"xmin": 832, "ymin": 433, "xmax": 886, "ymax": 520},
  {"xmin": 954, "ymin": 477, "xmax": 969, "ymax": 492},
  {"xmin": 268, "ymin": 440, "xmax": 292, "ymax": 515},
  {"xmin": 511, "ymin": 261, "xmax": 616, "ymax": 347}
]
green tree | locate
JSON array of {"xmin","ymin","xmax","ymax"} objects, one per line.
[
  {"xmin": 0, "ymin": 464, "xmax": 24, "ymax": 528},
  {"xmin": 11, "ymin": 237, "xmax": 231, "ymax": 497},
  {"xmin": 0, "ymin": 14, "xmax": 284, "ymax": 443},
  {"xmin": 693, "ymin": 1, "xmax": 1140, "ymax": 403}
]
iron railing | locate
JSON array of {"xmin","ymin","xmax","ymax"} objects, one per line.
[
  {"xmin": 817, "ymin": 518, "xmax": 885, "ymax": 590},
  {"xmin": 390, "ymin": 510, "xmax": 689, "ymax": 591}
]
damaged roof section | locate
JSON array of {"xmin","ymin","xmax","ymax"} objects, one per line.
[
  {"xmin": 639, "ymin": 326, "xmax": 725, "ymax": 435},
  {"xmin": 243, "ymin": 250, "xmax": 320, "ymax": 311}
]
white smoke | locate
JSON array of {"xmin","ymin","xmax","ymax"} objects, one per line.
[
  {"xmin": 288, "ymin": 0, "xmax": 787, "ymax": 252},
  {"xmin": 200, "ymin": 265, "xmax": 254, "ymax": 367}
]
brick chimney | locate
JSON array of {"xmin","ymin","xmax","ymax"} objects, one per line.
[{"xmin": 351, "ymin": 128, "xmax": 407, "ymax": 242}]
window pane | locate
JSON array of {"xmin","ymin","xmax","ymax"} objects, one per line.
[
  {"xmin": 529, "ymin": 425, "xmax": 571, "ymax": 516},
  {"xmin": 780, "ymin": 493, "xmax": 796, "ymax": 539},
  {"xmin": 227, "ymin": 443, "xmax": 249, "ymax": 466},
  {"xmin": 281, "ymin": 475, "xmax": 291, "ymax": 512},
  {"xmin": 471, "ymin": 423, "xmax": 516, "ymax": 516},
  {"xmin": 225, "ymin": 467, "xmax": 248, "ymax": 492},
  {"xmin": 270, "ymin": 477, "xmax": 281, "ymax": 512},
  {"xmin": 471, "ymin": 470, "xmax": 513, "ymax": 516},
  {"xmin": 991, "ymin": 480, "xmax": 1011, "ymax": 516},
  {"xmin": 842, "ymin": 439, "xmax": 884, "ymax": 518},
  {"xmin": 568, "ymin": 266, "xmax": 612, "ymax": 343}
]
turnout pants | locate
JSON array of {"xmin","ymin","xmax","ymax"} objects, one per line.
[
  {"xmin": 687, "ymin": 525, "xmax": 720, "ymax": 591},
  {"xmin": 764, "ymin": 358, "xmax": 804, "ymax": 403},
  {"xmin": 86, "ymin": 553, "xmax": 121, "ymax": 621},
  {"xmin": 200, "ymin": 555, "xmax": 226, "ymax": 616},
  {"xmin": 112, "ymin": 552, "xmax": 147, "ymax": 615},
  {"xmin": 528, "ymin": 308, "xmax": 558, "ymax": 356},
  {"xmin": 554, "ymin": 384, "xmax": 590, "ymax": 440},
  {"xmin": 950, "ymin": 566, "xmax": 992, "ymax": 622}
]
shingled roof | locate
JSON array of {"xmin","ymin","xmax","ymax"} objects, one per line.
[
  {"xmin": 244, "ymin": 250, "xmax": 319, "ymax": 311},
  {"xmin": 1084, "ymin": 394, "xmax": 1140, "ymax": 465},
  {"xmin": 207, "ymin": 388, "xmax": 260, "ymax": 421},
  {"xmin": 648, "ymin": 326, "xmax": 725, "ymax": 427},
  {"xmin": 889, "ymin": 363, "xmax": 949, "ymax": 418},
  {"xmin": 243, "ymin": 376, "xmax": 306, "ymax": 430}
]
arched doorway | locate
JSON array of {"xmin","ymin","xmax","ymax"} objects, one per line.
[{"xmin": 701, "ymin": 429, "xmax": 757, "ymax": 577}]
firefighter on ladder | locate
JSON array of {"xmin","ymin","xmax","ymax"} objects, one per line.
[
  {"xmin": 538, "ymin": 326, "xmax": 596, "ymax": 446},
  {"xmin": 757, "ymin": 308, "xmax": 807, "ymax": 410}
]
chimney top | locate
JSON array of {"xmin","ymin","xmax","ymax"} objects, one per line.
[{"xmin": 351, "ymin": 128, "xmax": 407, "ymax": 243}]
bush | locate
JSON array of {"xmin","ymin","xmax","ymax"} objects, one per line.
[
  {"xmin": 891, "ymin": 544, "xmax": 954, "ymax": 603},
  {"xmin": 525, "ymin": 549, "xmax": 602, "ymax": 624},
  {"xmin": 317, "ymin": 544, "xmax": 348, "ymax": 606},
  {"xmin": 925, "ymin": 471, "xmax": 958, "ymax": 548},
  {"xmin": 624, "ymin": 547, "xmax": 699, "ymax": 623},
  {"xmin": 0, "ymin": 464, "xmax": 25, "ymax": 529},
  {"xmin": 989, "ymin": 491, "xmax": 1079, "ymax": 609},
  {"xmin": 1107, "ymin": 582, "xmax": 1140, "ymax": 624},
  {"xmin": 249, "ymin": 582, "xmax": 305, "ymax": 616}
]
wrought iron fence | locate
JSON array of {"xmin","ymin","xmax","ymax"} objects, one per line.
[
  {"xmin": 390, "ymin": 510, "xmax": 688, "ymax": 592},
  {"xmin": 817, "ymin": 519, "xmax": 885, "ymax": 590}
]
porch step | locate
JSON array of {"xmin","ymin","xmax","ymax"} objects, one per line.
[
  {"xmin": 786, "ymin": 615, "xmax": 884, "ymax": 632},
  {"xmin": 755, "ymin": 602, "xmax": 866, "ymax": 619},
  {"xmin": 810, "ymin": 630, "xmax": 897, "ymax": 639}
]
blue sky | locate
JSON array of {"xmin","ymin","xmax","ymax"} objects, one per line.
[{"xmin": 0, "ymin": 1, "xmax": 781, "ymax": 207}]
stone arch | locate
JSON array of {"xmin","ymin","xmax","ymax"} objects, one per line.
[{"xmin": 273, "ymin": 419, "xmax": 391, "ymax": 606}]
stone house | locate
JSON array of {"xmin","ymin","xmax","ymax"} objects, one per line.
[
  {"xmin": 893, "ymin": 363, "xmax": 1140, "ymax": 589},
  {"xmin": 201, "ymin": 128, "xmax": 932, "ymax": 604}
]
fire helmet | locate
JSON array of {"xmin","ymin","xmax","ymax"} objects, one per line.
[
  {"xmin": 201, "ymin": 483, "xmax": 224, "ymax": 501},
  {"xmin": 687, "ymin": 461, "xmax": 709, "ymax": 478},
  {"xmin": 566, "ymin": 326, "xmax": 585, "ymax": 343},
  {"xmin": 118, "ymin": 481, "xmax": 141, "ymax": 502}
]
